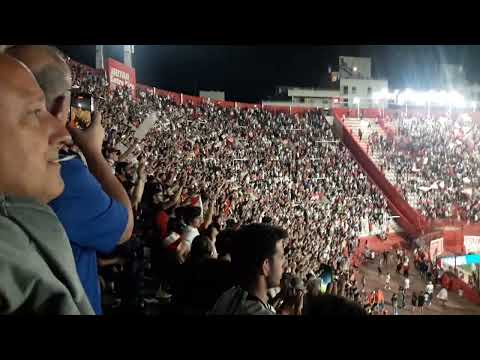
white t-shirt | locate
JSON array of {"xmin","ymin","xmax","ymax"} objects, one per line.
[
  {"xmin": 436, "ymin": 288, "xmax": 448, "ymax": 300},
  {"xmin": 404, "ymin": 278, "xmax": 410, "ymax": 289},
  {"xmin": 183, "ymin": 226, "xmax": 200, "ymax": 247},
  {"xmin": 426, "ymin": 283, "xmax": 434, "ymax": 294}
]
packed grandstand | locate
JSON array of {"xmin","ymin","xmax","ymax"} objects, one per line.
[
  {"xmin": 0, "ymin": 45, "xmax": 479, "ymax": 316},
  {"xmin": 65, "ymin": 55, "xmax": 480, "ymax": 315}
]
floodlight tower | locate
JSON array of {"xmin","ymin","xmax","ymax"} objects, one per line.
[
  {"xmin": 95, "ymin": 45, "xmax": 104, "ymax": 69},
  {"xmin": 124, "ymin": 45, "xmax": 134, "ymax": 67}
]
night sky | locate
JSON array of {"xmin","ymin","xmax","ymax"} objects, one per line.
[{"xmin": 57, "ymin": 45, "xmax": 480, "ymax": 103}]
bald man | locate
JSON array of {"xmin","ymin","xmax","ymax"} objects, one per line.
[
  {"xmin": 7, "ymin": 45, "xmax": 134, "ymax": 315},
  {"xmin": 0, "ymin": 54, "xmax": 94, "ymax": 314}
]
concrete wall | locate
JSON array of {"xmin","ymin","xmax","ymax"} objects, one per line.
[
  {"xmin": 199, "ymin": 90, "xmax": 225, "ymax": 101},
  {"xmin": 287, "ymin": 88, "xmax": 340, "ymax": 98},
  {"xmin": 339, "ymin": 56, "xmax": 371, "ymax": 79},
  {"xmin": 340, "ymin": 78, "xmax": 389, "ymax": 108}
]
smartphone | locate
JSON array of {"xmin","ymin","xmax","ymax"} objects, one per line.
[{"xmin": 69, "ymin": 92, "xmax": 94, "ymax": 130}]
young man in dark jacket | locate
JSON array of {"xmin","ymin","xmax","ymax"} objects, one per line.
[{"xmin": 210, "ymin": 223, "xmax": 287, "ymax": 315}]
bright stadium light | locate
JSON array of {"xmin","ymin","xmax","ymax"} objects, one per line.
[
  {"xmin": 449, "ymin": 90, "xmax": 466, "ymax": 108},
  {"xmin": 415, "ymin": 91, "xmax": 428, "ymax": 106},
  {"xmin": 472, "ymin": 101, "xmax": 477, "ymax": 112}
]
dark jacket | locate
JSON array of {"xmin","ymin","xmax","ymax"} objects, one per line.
[
  {"xmin": 209, "ymin": 286, "xmax": 276, "ymax": 315},
  {"xmin": 173, "ymin": 258, "xmax": 234, "ymax": 315}
]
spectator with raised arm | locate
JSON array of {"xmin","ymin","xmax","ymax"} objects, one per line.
[
  {"xmin": 7, "ymin": 45, "xmax": 134, "ymax": 315},
  {"xmin": 0, "ymin": 53, "xmax": 93, "ymax": 314}
]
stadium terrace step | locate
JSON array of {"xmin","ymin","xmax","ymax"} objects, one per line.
[{"xmin": 337, "ymin": 115, "xmax": 423, "ymax": 236}]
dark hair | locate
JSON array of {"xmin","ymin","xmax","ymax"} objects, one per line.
[
  {"xmin": 215, "ymin": 229, "xmax": 235, "ymax": 257},
  {"xmin": 226, "ymin": 219, "xmax": 237, "ymax": 229},
  {"xmin": 262, "ymin": 216, "xmax": 273, "ymax": 224},
  {"xmin": 190, "ymin": 235, "xmax": 213, "ymax": 263},
  {"xmin": 174, "ymin": 206, "xmax": 186, "ymax": 221},
  {"xmin": 202, "ymin": 222, "xmax": 220, "ymax": 239},
  {"xmin": 183, "ymin": 206, "xmax": 202, "ymax": 226},
  {"xmin": 231, "ymin": 223, "xmax": 287, "ymax": 284},
  {"xmin": 303, "ymin": 295, "xmax": 367, "ymax": 317}
]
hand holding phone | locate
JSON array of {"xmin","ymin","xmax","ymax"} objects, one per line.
[
  {"xmin": 68, "ymin": 111, "xmax": 105, "ymax": 157},
  {"xmin": 69, "ymin": 92, "xmax": 94, "ymax": 130}
]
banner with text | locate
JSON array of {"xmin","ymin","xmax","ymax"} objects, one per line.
[
  {"xmin": 464, "ymin": 236, "xmax": 480, "ymax": 254},
  {"xmin": 429, "ymin": 238, "xmax": 444, "ymax": 262},
  {"xmin": 106, "ymin": 58, "xmax": 136, "ymax": 97}
]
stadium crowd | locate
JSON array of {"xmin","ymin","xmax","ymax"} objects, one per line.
[
  {"xmin": 368, "ymin": 113, "xmax": 480, "ymax": 223},
  {"xmin": 75, "ymin": 60, "xmax": 393, "ymax": 314},
  {"xmin": 0, "ymin": 45, "xmax": 401, "ymax": 315}
]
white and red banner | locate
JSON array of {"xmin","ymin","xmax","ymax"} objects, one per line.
[
  {"xmin": 464, "ymin": 236, "xmax": 480, "ymax": 254},
  {"xmin": 429, "ymin": 238, "xmax": 444, "ymax": 262},
  {"xmin": 105, "ymin": 58, "xmax": 136, "ymax": 96}
]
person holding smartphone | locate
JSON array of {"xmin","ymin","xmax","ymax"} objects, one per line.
[
  {"xmin": 7, "ymin": 45, "xmax": 134, "ymax": 315},
  {"xmin": 0, "ymin": 53, "xmax": 93, "ymax": 314}
]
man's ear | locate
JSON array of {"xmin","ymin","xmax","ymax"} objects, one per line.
[{"xmin": 261, "ymin": 258, "xmax": 271, "ymax": 278}]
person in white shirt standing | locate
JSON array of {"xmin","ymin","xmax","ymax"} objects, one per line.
[
  {"xmin": 177, "ymin": 206, "xmax": 202, "ymax": 263},
  {"xmin": 425, "ymin": 281, "xmax": 434, "ymax": 306},
  {"xmin": 436, "ymin": 287, "xmax": 448, "ymax": 306},
  {"xmin": 384, "ymin": 272, "xmax": 391, "ymax": 290},
  {"xmin": 404, "ymin": 275, "xmax": 410, "ymax": 293}
]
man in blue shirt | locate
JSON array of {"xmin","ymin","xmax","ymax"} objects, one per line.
[{"xmin": 8, "ymin": 45, "xmax": 134, "ymax": 314}]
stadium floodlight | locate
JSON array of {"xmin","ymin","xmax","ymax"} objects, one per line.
[
  {"xmin": 397, "ymin": 89, "xmax": 410, "ymax": 105},
  {"xmin": 397, "ymin": 89, "xmax": 414, "ymax": 116},
  {"xmin": 413, "ymin": 91, "xmax": 428, "ymax": 106},
  {"xmin": 449, "ymin": 90, "xmax": 466, "ymax": 108}
]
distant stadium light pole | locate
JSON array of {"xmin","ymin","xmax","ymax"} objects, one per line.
[
  {"xmin": 123, "ymin": 45, "xmax": 134, "ymax": 67},
  {"xmin": 95, "ymin": 45, "xmax": 104, "ymax": 69}
]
